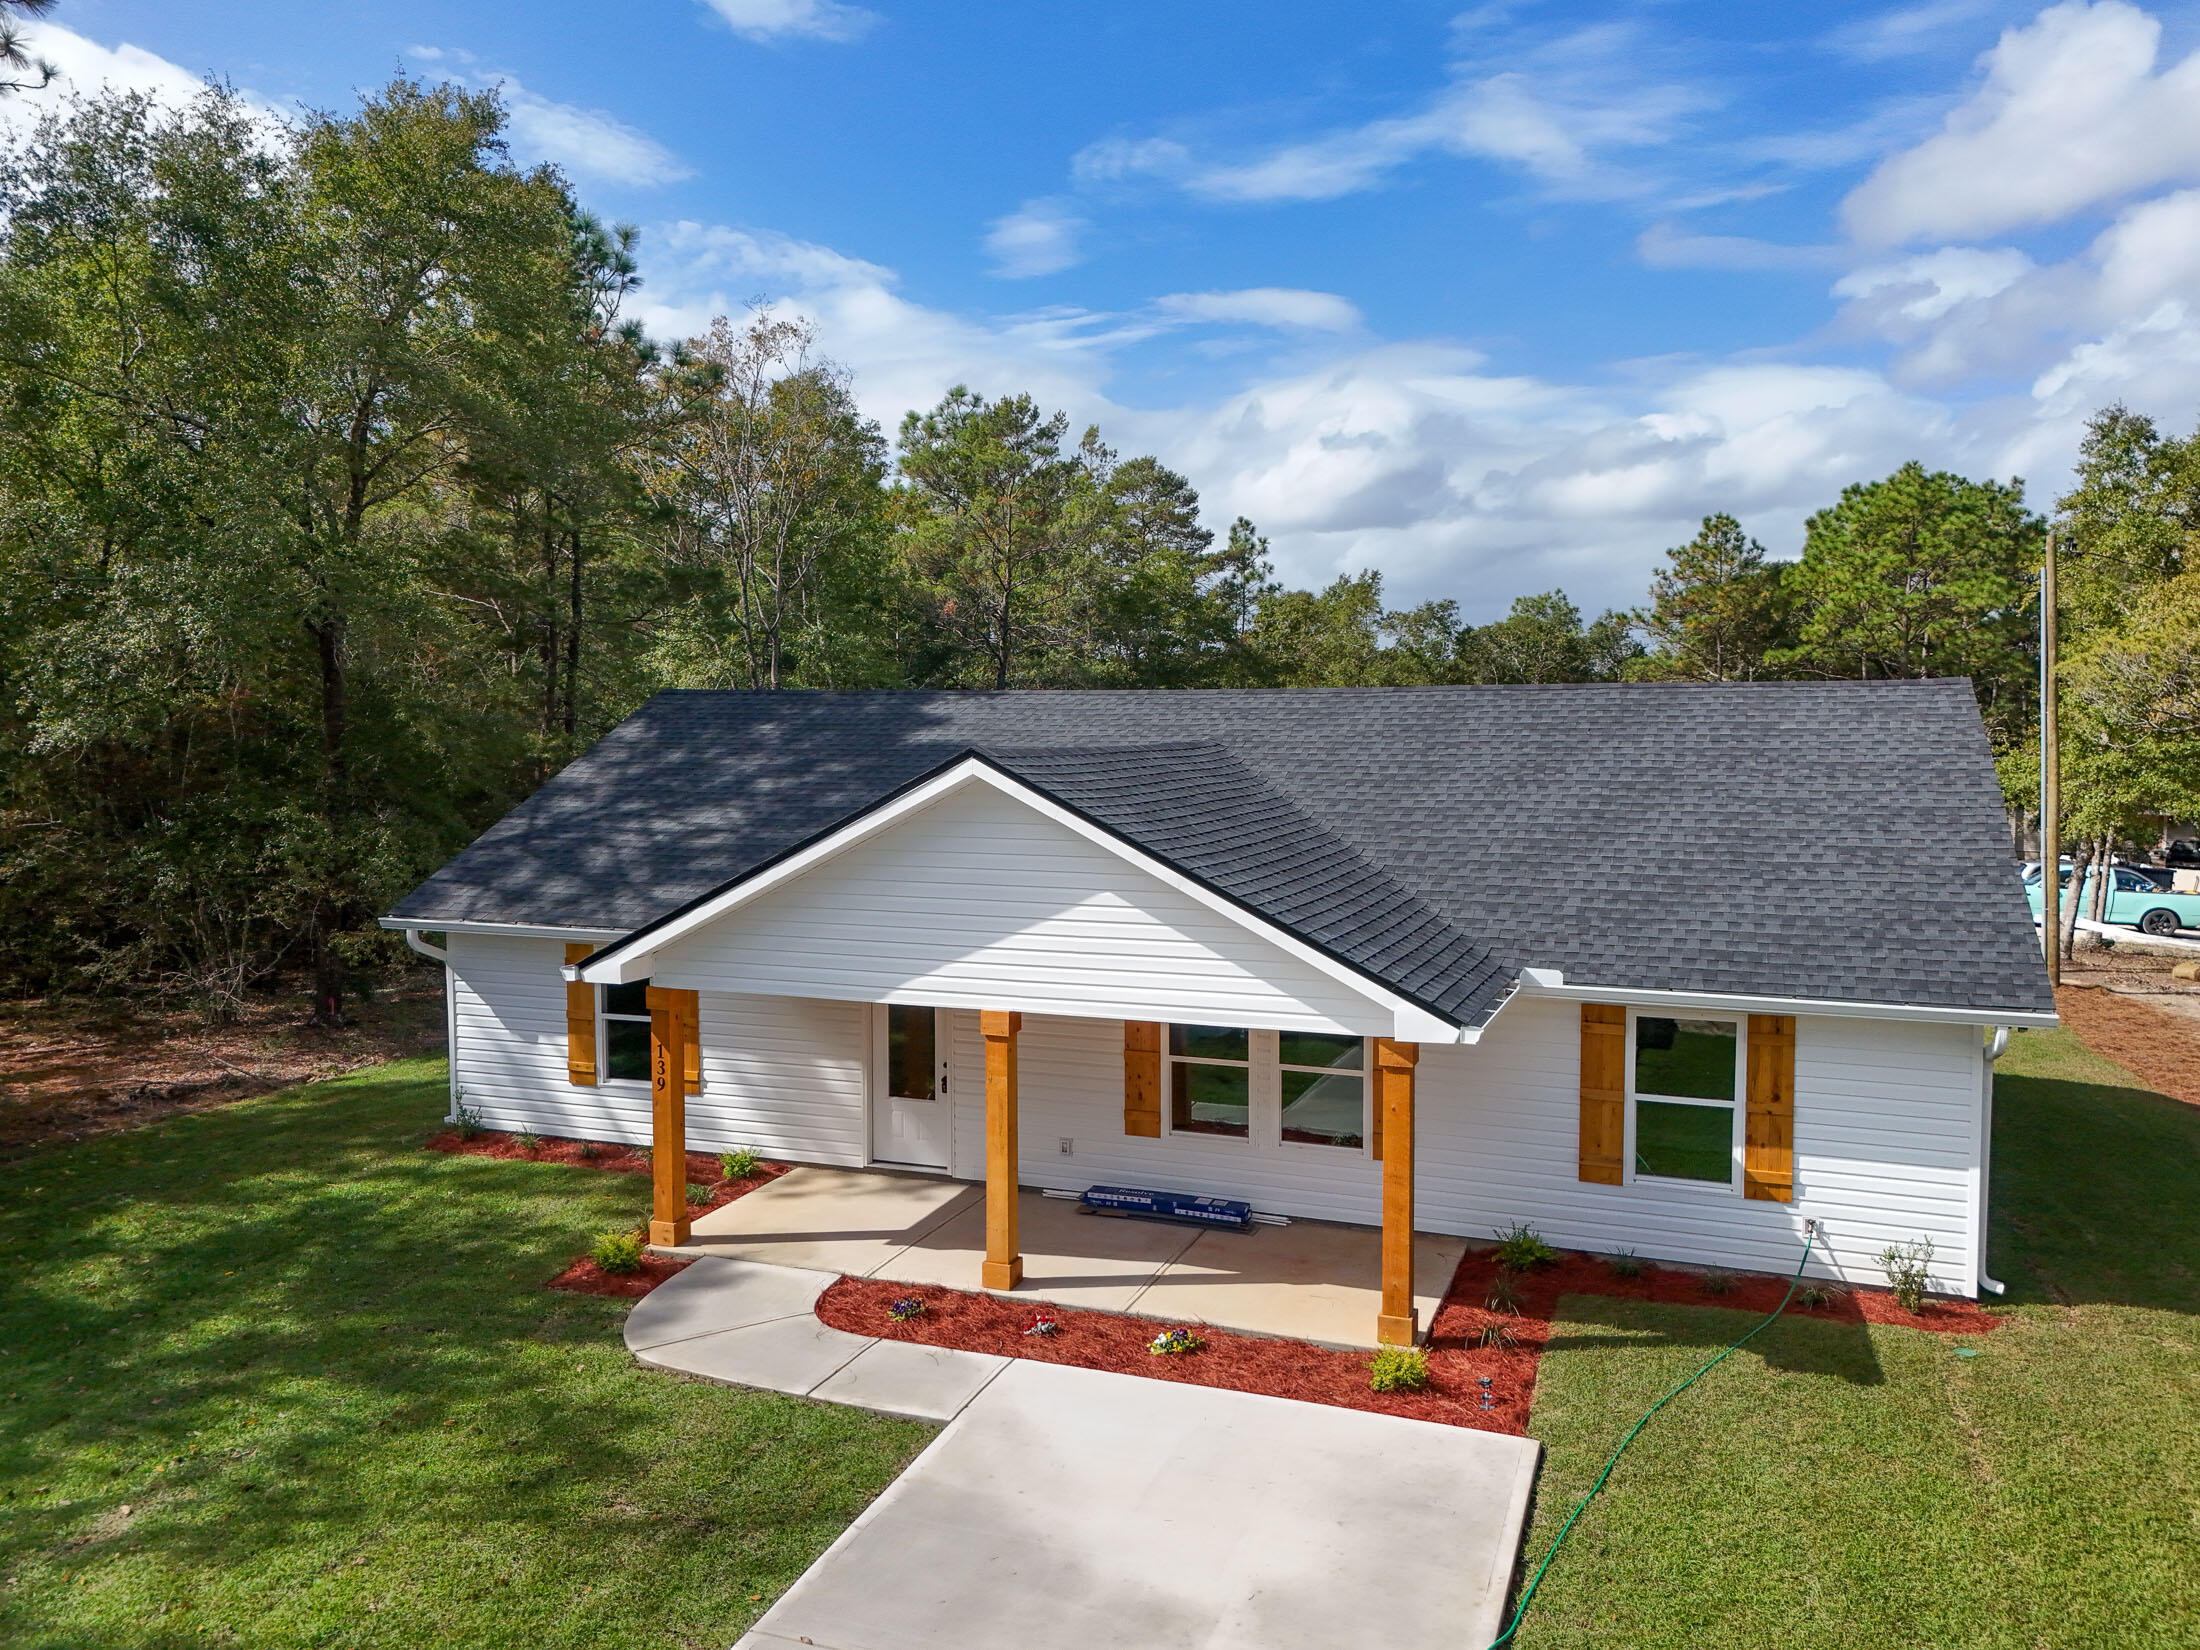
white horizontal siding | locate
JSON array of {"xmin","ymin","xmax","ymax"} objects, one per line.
[
  {"xmin": 938, "ymin": 998, "xmax": 1980, "ymax": 1294},
  {"xmin": 646, "ymin": 782, "xmax": 1391, "ymax": 1034},
  {"xmin": 1415, "ymin": 998, "xmax": 1982, "ymax": 1295},
  {"xmin": 445, "ymin": 932, "xmax": 865, "ymax": 1165}
]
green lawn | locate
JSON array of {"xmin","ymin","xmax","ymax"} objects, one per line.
[
  {"xmin": 1514, "ymin": 1027, "xmax": 2200, "ymax": 1648},
  {"xmin": 0, "ymin": 1058, "xmax": 930, "ymax": 1649}
]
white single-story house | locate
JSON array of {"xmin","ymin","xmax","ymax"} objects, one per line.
[{"xmin": 383, "ymin": 682, "xmax": 2056, "ymax": 1345}]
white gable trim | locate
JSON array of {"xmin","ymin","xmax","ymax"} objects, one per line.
[
  {"xmin": 1519, "ymin": 976, "xmax": 2057, "ymax": 1029},
  {"xmin": 569, "ymin": 756, "xmax": 1479, "ymax": 1043}
]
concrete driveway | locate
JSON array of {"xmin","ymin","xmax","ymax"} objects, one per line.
[{"xmin": 735, "ymin": 1358, "xmax": 1540, "ymax": 1650}]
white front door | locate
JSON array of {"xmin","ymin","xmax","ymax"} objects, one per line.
[{"xmin": 870, "ymin": 1004, "xmax": 951, "ymax": 1169}]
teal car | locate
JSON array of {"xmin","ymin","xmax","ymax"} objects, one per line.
[{"xmin": 2024, "ymin": 865, "xmax": 2200, "ymax": 937}]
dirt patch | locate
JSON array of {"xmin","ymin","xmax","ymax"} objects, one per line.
[
  {"xmin": 811, "ymin": 1244, "xmax": 1995, "ymax": 1437},
  {"xmin": 2053, "ymin": 984, "xmax": 2200, "ymax": 1105},
  {"xmin": 0, "ymin": 976, "xmax": 447, "ymax": 1160}
]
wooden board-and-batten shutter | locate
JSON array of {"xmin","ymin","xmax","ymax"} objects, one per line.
[
  {"xmin": 564, "ymin": 943, "xmax": 597, "ymax": 1087},
  {"xmin": 1743, "ymin": 1014, "xmax": 1796, "ymax": 1202},
  {"xmin": 1577, "ymin": 1004, "xmax": 1625, "ymax": 1184},
  {"xmin": 1123, "ymin": 1021, "xmax": 1161, "ymax": 1137}
]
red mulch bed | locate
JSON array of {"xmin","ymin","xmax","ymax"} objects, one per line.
[
  {"xmin": 424, "ymin": 1128, "xmax": 792, "ymax": 1297},
  {"xmin": 815, "ymin": 1244, "xmax": 2000, "ymax": 1437}
]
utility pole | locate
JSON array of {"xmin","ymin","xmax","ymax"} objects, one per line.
[{"xmin": 2041, "ymin": 524, "xmax": 2061, "ymax": 987}]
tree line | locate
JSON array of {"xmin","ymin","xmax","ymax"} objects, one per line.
[{"xmin": 1, "ymin": 79, "xmax": 2191, "ymax": 1017}]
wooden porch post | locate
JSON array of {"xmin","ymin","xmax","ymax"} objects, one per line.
[
  {"xmin": 981, "ymin": 1010, "xmax": 1023, "ymax": 1290},
  {"xmin": 1375, "ymin": 1037, "xmax": 1419, "ymax": 1346},
  {"xmin": 647, "ymin": 985, "xmax": 691, "ymax": 1247}
]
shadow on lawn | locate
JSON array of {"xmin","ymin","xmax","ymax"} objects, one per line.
[
  {"xmin": 1538, "ymin": 1294, "xmax": 1892, "ymax": 1386},
  {"xmin": 1991, "ymin": 1072, "xmax": 2199, "ymax": 1314},
  {"xmin": 0, "ymin": 1062, "xmax": 734, "ymax": 1585}
]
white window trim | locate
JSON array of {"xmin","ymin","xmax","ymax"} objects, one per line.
[
  {"xmin": 1161, "ymin": 1023, "xmax": 1372, "ymax": 1159},
  {"xmin": 1162, "ymin": 1025, "xmax": 1256, "ymax": 1148},
  {"xmin": 598, "ymin": 983, "xmax": 653, "ymax": 1089},
  {"xmin": 1623, "ymin": 1006, "xmax": 1746, "ymax": 1195}
]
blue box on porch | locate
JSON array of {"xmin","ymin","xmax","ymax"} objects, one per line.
[{"xmin": 1080, "ymin": 1184, "xmax": 1253, "ymax": 1231}]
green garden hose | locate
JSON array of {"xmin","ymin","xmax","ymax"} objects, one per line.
[{"xmin": 1483, "ymin": 1223, "xmax": 1821, "ymax": 1648}]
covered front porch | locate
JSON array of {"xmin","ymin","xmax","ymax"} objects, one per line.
[
  {"xmin": 632, "ymin": 993, "xmax": 1453, "ymax": 1348},
  {"xmin": 671, "ymin": 1164, "xmax": 1465, "ymax": 1349}
]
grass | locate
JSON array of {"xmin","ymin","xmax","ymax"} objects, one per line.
[
  {"xmin": 1512, "ymin": 1027, "xmax": 2200, "ymax": 1647},
  {"xmin": 0, "ymin": 1058, "xmax": 930, "ymax": 1649}
]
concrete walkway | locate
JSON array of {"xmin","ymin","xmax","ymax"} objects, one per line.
[
  {"xmin": 679, "ymin": 1166, "xmax": 1464, "ymax": 1349},
  {"xmin": 625, "ymin": 1256, "xmax": 1010, "ymax": 1422},
  {"xmin": 735, "ymin": 1359, "xmax": 1540, "ymax": 1650},
  {"xmin": 627, "ymin": 1256, "xmax": 1541, "ymax": 1650}
]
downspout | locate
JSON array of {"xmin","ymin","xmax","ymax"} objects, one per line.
[
  {"xmin": 1977, "ymin": 1026, "xmax": 2011, "ymax": 1296},
  {"xmin": 401, "ymin": 930, "xmax": 460, "ymax": 1122}
]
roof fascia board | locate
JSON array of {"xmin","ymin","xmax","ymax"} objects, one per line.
[
  {"xmin": 574, "ymin": 756, "xmax": 1475, "ymax": 1042},
  {"xmin": 377, "ymin": 917, "xmax": 626, "ymax": 944},
  {"xmin": 1519, "ymin": 977, "xmax": 2057, "ymax": 1029}
]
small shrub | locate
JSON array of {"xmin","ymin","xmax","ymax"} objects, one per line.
[
  {"xmin": 1485, "ymin": 1274, "xmax": 1523, "ymax": 1315},
  {"xmin": 515, "ymin": 1131, "xmax": 541, "ymax": 1152},
  {"xmin": 1700, "ymin": 1270, "xmax": 1736, "ymax": 1296},
  {"xmin": 1474, "ymin": 1320, "xmax": 1518, "ymax": 1351},
  {"xmin": 887, "ymin": 1297, "xmax": 925, "ymax": 1322},
  {"xmin": 577, "ymin": 1139, "xmax": 600, "ymax": 1161},
  {"xmin": 719, "ymin": 1146, "xmax": 762, "ymax": 1181},
  {"xmin": 453, "ymin": 1098, "xmax": 485, "ymax": 1140},
  {"xmin": 1492, "ymin": 1221, "xmax": 1558, "ymax": 1271},
  {"xmin": 1795, "ymin": 1282, "xmax": 1849, "ymax": 1312},
  {"xmin": 684, "ymin": 1181, "xmax": 711, "ymax": 1207},
  {"xmin": 1369, "ymin": 1345, "xmax": 1431, "ymax": 1393},
  {"xmin": 1879, "ymin": 1236, "xmax": 1935, "ymax": 1313},
  {"xmin": 1606, "ymin": 1248, "xmax": 1644, "ymax": 1278},
  {"xmin": 1146, "ymin": 1326, "xmax": 1204, "ymax": 1356},
  {"xmin": 591, "ymin": 1229, "xmax": 643, "ymax": 1275}
]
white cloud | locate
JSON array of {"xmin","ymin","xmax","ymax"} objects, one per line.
[
  {"xmin": 1833, "ymin": 247, "xmax": 2035, "ymax": 322},
  {"xmin": 1637, "ymin": 224, "xmax": 1842, "ymax": 271},
  {"xmin": 1071, "ymin": 135, "xmax": 1192, "ymax": 187},
  {"xmin": 700, "ymin": 0, "xmax": 878, "ymax": 45},
  {"xmin": 1843, "ymin": 1, "xmax": 2200, "ymax": 245},
  {"xmin": 0, "ymin": 21, "xmax": 222, "ymax": 138},
  {"xmin": 1154, "ymin": 289, "xmax": 1362, "ymax": 332},
  {"xmin": 984, "ymin": 199, "xmax": 1085, "ymax": 278},
  {"xmin": 1822, "ymin": 1, "xmax": 1996, "ymax": 62},
  {"xmin": 497, "ymin": 79, "xmax": 692, "ymax": 187},
  {"xmin": 1187, "ymin": 61, "xmax": 1704, "ymax": 204}
]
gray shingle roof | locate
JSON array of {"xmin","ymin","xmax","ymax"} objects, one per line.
[{"xmin": 387, "ymin": 682, "xmax": 2056, "ymax": 1023}]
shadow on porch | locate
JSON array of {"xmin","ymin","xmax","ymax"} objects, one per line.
[{"xmin": 670, "ymin": 1166, "xmax": 1463, "ymax": 1350}]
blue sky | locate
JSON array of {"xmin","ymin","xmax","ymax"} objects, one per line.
[{"xmin": 16, "ymin": 2, "xmax": 2200, "ymax": 615}]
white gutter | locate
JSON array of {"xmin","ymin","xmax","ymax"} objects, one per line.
[
  {"xmin": 377, "ymin": 916, "xmax": 624, "ymax": 944},
  {"xmin": 400, "ymin": 929, "xmax": 450, "ymax": 964},
  {"xmin": 1977, "ymin": 1026, "xmax": 2012, "ymax": 1296},
  {"xmin": 1519, "ymin": 977, "xmax": 2058, "ymax": 1030}
]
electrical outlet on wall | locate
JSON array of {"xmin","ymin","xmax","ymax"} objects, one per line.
[{"xmin": 1059, "ymin": 1137, "xmax": 1074, "ymax": 1156}]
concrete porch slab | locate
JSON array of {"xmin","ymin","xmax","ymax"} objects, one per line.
[
  {"xmin": 870, "ymin": 1192, "xmax": 1202, "ymax": 1311},
  {"xmin": 682, "ymin": 1166, "xmax": 978, "ymax": 1273},
  {"xmin": 735, "ymin": 1358, "xmax": 1541, "ymax": 1650},
  {"xmin": 1132, "ymin": 1224, "xmax": 1468, "ymax": 1349}
]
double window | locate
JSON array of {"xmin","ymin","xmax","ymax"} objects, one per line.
[
  {"xmin": 600, "ymin": 979, "xmax": 653, "ymax": 1083},
  {"xmin": 1628, "ymin": 1013, "xmax": 1742, "ymax": 1188},
  {"xmin": 1166, "ymin": 1024, "xmax": 1367, "ymax": 1152}
]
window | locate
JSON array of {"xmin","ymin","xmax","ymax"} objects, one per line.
[
  {"xmin": 1629, "ymin": 1014, "xmax": 1740, "ymax": 1186},
  {"xmin": 1169, "ymin": 1024, "xmax": 1250, "ymax": 1139},
  {"xmin": 885, "ymin": 1003, "xmax": 936, "ymax": 1100},
  {"xmin": 602, "ymin": 979, "xmax": 652, "ymax": 1083},
  {"xmin": 1277, "ymin": 1031, "xmax": 1366, "ymax": 1149}
]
